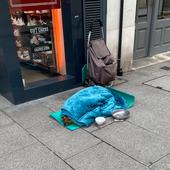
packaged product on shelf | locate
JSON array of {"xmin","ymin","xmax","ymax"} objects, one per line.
[
  {"xmin": 10, "ymin": 9, "xmax": 57, "ymax": 72},
  {"xmin": 17, "ymin": 48, "xmax": 31, "ymax": 61}
]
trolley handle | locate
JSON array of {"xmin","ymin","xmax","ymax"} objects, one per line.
[
  {"xmin": 87, "ymin": 19, "xmax": 104, "ymax": 47},
  {"xmin": 87, "ymin": 19, "xmax": 104, "ymax": 70},
  {"xmin": 89, "ymin": 19, "xmax": 103, "ymax": 32}
]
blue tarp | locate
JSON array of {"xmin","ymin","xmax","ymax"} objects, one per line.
[{"xmin": 61, "ymin": 86, "xmax": 128, "ymax": 127}]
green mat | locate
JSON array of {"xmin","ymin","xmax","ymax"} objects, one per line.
[
  {"xmin": 50, "ymin": 111, "xmax": 81, "ymax": 131},
  {"xmin": 82, "ymin": 64, "xmax": 87, "ymax": 83},
  {"xmin": 107, "ymin": 87, "xmax": 135, "ymax": 109},
  {"xmin": 50, "ymin": 87, "xmax": 135, "ymax": 131}
]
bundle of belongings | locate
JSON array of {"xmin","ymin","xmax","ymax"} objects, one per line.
[{"xmin": 60, "ymin": 86, "xmax": 129, "ymax": 127}]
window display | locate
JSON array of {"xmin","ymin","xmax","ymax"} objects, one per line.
[{"xmin": 10, "ymin": 9, "xmax": 59, "ymax": 85}]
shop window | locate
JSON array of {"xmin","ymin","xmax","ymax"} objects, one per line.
[
  {"xmin": 9, "ymin": 1, "xmax": 66, "ymax": 87},
  {"xmin": 158, "ymin": 0, "xmax": 170, "ymax": 19}
]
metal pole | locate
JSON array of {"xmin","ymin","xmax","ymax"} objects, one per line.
[{"xmin": 117, "ymin": 0, "xmax": 124, "ymax": 76}]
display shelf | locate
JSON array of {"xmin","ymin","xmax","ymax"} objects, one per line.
[{"xmin": 11, "ymin": 9, "xmax": 57, "ymax": 75}]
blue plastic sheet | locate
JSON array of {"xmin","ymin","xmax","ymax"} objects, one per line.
[{"xmin": 61, "ymin": 86, "xmax": 128, "ymax": 127}]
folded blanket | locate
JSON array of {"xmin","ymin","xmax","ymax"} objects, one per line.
[{"xmin": 61, "ymin": 86, "xmax": 128, "ymax": 127}]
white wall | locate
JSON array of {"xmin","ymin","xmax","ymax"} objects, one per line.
[
  {"xmin": 107, "ymin": 0, "xmax": 120, "ymax": 58},
  {"xmin": 107, "ymin": 0, "xmax": 137, "ymax": 72}
]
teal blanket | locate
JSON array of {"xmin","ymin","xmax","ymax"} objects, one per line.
[{"xmin": 61, "ymin": 86, "xmax": 128, "ymax": 127}]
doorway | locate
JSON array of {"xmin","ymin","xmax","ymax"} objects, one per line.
[
  {"xmin": 150, "ymin": 0, "xmax": 170, "ymax": 55},
  {"xmin": 134, "ymin": 0, "xmax": 153, "ymax": 58},
  {"xmin": 135, "ymin": 0, "xmax": 170, "ymax": 58}
]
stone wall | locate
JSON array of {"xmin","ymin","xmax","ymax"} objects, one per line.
[{"xmin": 106, "ymin": 0, "xmax": 137, "ymax": 72}]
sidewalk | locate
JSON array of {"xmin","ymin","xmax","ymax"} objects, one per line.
[{"xmin": 0, "ymin": 61, "xmax": 170, "ymax": 170}]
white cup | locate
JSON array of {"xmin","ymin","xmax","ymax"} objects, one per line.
[{"xmin": 95, "ymin": 117, "xmax": 106, "ymax": 126}]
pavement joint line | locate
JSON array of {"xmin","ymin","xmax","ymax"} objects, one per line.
[
  {"xmin": 64, "ymin": 141, "xmax": 103, "ymax": 161},
  {"xmin": 0, "ymin": 142, "xmax": 38, "ymax": 159},
  {"xmin": 1, "ymin": 106, "xmax": 105, "ymax": 170},
  {"xmin": 1, "ymin": 61, "xmax": 170, "ymax": 168},
  {"xmin": 132, "ymin": 58, "xmax": 170, "ymax": 71},
  {"xmin": 142, "ymin": 75, "xmax": 169, "ymax": 84},
  {"xmin": 0, "ymin": 105, "xmax": 13, "ymax": 111},
  {"xmin": 144, "ymin": 83, "xmax": 170, "ymax": 93},
  {"xmin": 88, "ymin": 121, "xmax": 121, "ymax": 133},
  {"xmin": 86, "ymin": 121, "xmax": 170, "ymax": 167},
  {"xmin": 0, "ymin": 109, "xmax": 75, "ymax": 170},
  {"xmin": 127, "ymin": 121, "xmax": 170, "ymax": 140},
  {"xmin": 148, "ymin": 153, "xmax": 170, "ymax": 168},
  {"xmin": 142, "ymin": 74, "xmax": 170, "ymax": 86},
  {"xmin": 27, "ymin": 133, "xmax": 75, "ymax": 170},
  {"xmin": 89, "ymin": 120, "xmax": 162, "ymax": 139},
  {"xmin": 46, "ymin": 105, "xmax": 59, "ymax": 112},
  {"xmin": 40, "ymin": 101, "xmax": 61, "ymax": 113},
  {"xmin": 1, "ymin": 104, "xmax": 147, "ymax": 169},
  {"xmin": 82, "ymin": 128, "xmax": 148, "ymax": 167},
  {"xmin": 127, "ymin": 121, "xmax": 159, "ymax": 135}
]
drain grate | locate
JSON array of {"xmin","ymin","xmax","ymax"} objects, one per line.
[
  {"xmin": 160, "ymin": 66, "xmax": 170, "ymax": 70},
  {"xmin": 144, "ymin": 75, "xmax": 170, "ymax": 92}
]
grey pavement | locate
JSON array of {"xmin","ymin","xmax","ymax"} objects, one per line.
[{"xmin": 0, "ymin": 61, "xmax": 170, "ymax": 169}]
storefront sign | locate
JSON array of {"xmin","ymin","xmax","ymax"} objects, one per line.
[
  {"xmin": 30, "ymin": 26, "xmax": 49, "ymax": 35},
  {"xmin": 10, "ymin": 0, "xmax": 60, "ymax": 11},
  {"xmin": 33, "ymin": 46, "xmax": 51, "ymax": 52},
  {"xmin": 29, "ymin": 25, "xmax": 52, "ymax": 53}
]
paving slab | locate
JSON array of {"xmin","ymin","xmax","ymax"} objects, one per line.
[
  {"xmin": 133, "ymin": 54, "xmax": 170, "ymax": 70},
  {"xmin": 150, "ymin": 154, "xmax": 170, "ymax": 170},
  {"xmin": 135, "ymin": 61, "xmax": 170, "ymax": 74},
  {"xmin": 116, "ymin": 80, "xmax": 170, "ymax": 101},
  {"xmin": 28, "ymin": 122, "xmax": 101, "ymax": 160},
  {"xmin": 83, "ymin": 118, "xmax": 126, "ymax": 133},
  {"xmin": 41, "ymin": 97, "xmax": 65, "ymax": 112},
  {"xmin": 4, "ymin": 102, "xmax": 53, "ymax": 129},
  {"xmin": 0, "ymin": 111, "xmax": 14, "ymax": 129},
  {"xmin": 66, "ymin": 142, "xmax": 149, "ymax": 170},
  {"xmin": 121, "ymin": 70, "xmax": 166, "ymax": 85},
  {"xmin": 83, "ymin": 117, "xmax": 115, "ymax": 132},
  {"xmin": 83, "ymin": 83, "xmax": 170, "ymax": 134},
  {"xmin": 116, "ymin": 82, "xmax": 170, "ymax": 118},
  {"xmin": 119, "ymin": 82, "xmax": 170, "ymax": 138},
  {"xmin": 40, "ymin": 87, "xmax": 83, "ymax": 112},
  {"xmin": 0, "ymin": 143, "xmax": 72, "ymax": 170},
  {"xmin": 0, "ymin": 95, "xmax": 13, "ymax": 110},
  {"xmin": 0, "ymin": 123, "xmax": 36, "ymax": 157},
  {"xmin": 27, "ymin": 118, "xmax": 66, "ymax": 137},
  {"xmin": 109, "ymin": 77, "xmax": 128, "ymax": 86},
  {"xmin": 121, "ymin": 61, "xmax": 170, "ymax": 86},
  {"xmin": 93, "ymin": 122, "xmax": 170, "ymax": 166},
  {"xmin": 128, "ymin": 102, "xmax": 170, "ymax": 138},
  {"xmin": 144, "ymin": 75, "xmax": 170, "ymax": 91}
]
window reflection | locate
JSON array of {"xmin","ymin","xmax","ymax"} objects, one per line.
[
  {"xmin": 137, "ymin": 0, "xmax": 148, "ymax": 22},
  {"xmin": 158, "ymin": 0, "xmax": 170, "ymax": 19},
  {"xmin": 138, "ymin": 0, "xmax": 147, "ymax": 9}
]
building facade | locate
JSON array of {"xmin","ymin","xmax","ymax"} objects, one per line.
[
  {"xmin": 0, "ymin": 0, "xmax": 106, "ymax": 104},
  {"xmin": 107, "ymin": 0, "xmax": 170, "ymax": 72},
  {"xmin": 1, "ymin": 0, "xmax": 170, "ymax": 104}
]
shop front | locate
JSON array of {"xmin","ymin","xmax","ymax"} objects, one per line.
[
  {"xmin": 135, "ymin": 0, "xmax": 170, "ymax": 58},
  {"xmin": 0, "ymin": 0, "xmax": 85, "ymax": 104}
]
